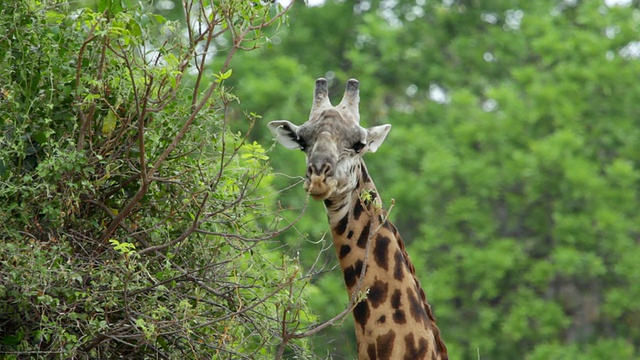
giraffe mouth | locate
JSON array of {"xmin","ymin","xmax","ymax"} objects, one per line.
[{"xmin": 304, "ymin": 176, "xmax": 336, "ymax": 200}]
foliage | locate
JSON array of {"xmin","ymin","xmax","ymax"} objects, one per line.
[
  {"xmin": 0, "ymin": 0, "xmax": 315, "ymax": 358},
  {"xmin": 230, "ymin": 0, "xmax": 640, "ymax": 358},
  {"xmin": 4, "ymin": 0, "xmax": 640, "ymax": 358}
]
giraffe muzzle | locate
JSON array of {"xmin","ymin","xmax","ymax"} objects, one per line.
[{"xmin": 304, "ymin": 163, "xmax": 337, "ymax": 200}]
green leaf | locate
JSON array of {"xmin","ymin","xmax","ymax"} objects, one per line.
[{"xmin": 102, "ymin": 110, "xmax": 118, "ymax": 135}]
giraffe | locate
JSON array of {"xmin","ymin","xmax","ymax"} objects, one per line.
[{"xmin": 268, "ymin": 78, "xmax": 448, "ymax": 360}]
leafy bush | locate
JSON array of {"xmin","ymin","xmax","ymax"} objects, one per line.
[
  {"xmin": 0, "ymin": 0, "xmax": 314, "ymax": 358},
  {"xmin": 226, "ymin": 1, "xmax": 640, "ymax": 358}
]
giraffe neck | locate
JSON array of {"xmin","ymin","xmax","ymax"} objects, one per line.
[{"xmin": 323, "ymin": 160, "xmax": 448, "ymax": 360}]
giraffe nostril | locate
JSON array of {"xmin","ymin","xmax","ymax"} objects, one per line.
[
  {"xmin": 322, "ymin": 163, "xmax": 333, "ymax": 176},
  {"xmin": 308, "ymin": 162, "xmax": 333, "ymax": 178}
]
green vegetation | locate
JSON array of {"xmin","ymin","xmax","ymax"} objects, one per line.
[
  {"xmin": 2, "ymin": 0, "xmax": 640, "ymax": 359},
  {"xmin": 230, "ymin": 0, "xmax": 640, "ymax": 358},
  {"xmin": 0, "ymin": 0, "xmax": 314, "ymax": 358}
]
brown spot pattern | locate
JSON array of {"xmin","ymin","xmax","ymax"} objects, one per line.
[
  {"xmin": 343, "ymin": 260, "xmax": 363, "ymax": 288},
  {"xmin": 373, "ymin": 235, "xmax": 391, "ymax": 270},
  {"xmin": 356, "ymin": 222, "xmax": 371, "ymax": 249},
  {"xmin": 353, "ymin": 198, "xmax": 364, "ymax": 220},
  {"xmin": 368, "ymin": 280, "xmax": 389, "ymax": 308},
  {"xmin": 353, "ymin": 300, "xmax": 370, "ymax": 332},
  {"xmin": 382, "ymin": 220, "xmax": 396, "ymax": 235},
  {"xmin": 361, "ymin": 164, "xmax": 370, "ymax": 183},
  {"xmin": 339, "ymin": 244, "xmax": 351, "ymax": 259},
  {"xmin": 407, "ymin": 287, "xmax": 429, "ymax": 325},
  {"xmin": 393, "ymin": 309, "xmax": 407, "ymax": 325},
  {"xmin": 334, "ymin": 213, "xmax": 349, "ymax": 236},
  {"xmin": 376, "ymin": 329, "xmax": 396, "ymax": 359},
  {"xmin": 393, "ymin": 250, "xmax": 405, "ymax": 281},
  {"xmin": 403, "ymin": 333, "xmax": 429, "ymax": 360},
  {"xmin": 367, "ymin": 344, "xmax": 377, "ymax": 360},
  {"xmin": 391, "ymin": 289, "xmax": 407, "ymax": 324}
]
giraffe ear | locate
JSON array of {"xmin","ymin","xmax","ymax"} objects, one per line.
[
  {"xmin": 268, "ymin": 120, "xmax": 303, "ymax": 150},
  {"xmin": 366, "ymin": 124, "xmax": 391, "ymax": 153}
]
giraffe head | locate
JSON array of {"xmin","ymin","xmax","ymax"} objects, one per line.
[{"xmin": 268, "ymin": 78, "xmax": 391, "ymax": 201}]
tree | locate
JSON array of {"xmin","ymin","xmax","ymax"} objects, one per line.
[
  {"xmin": 0, "ymin": 0, "xmax": 316, "ymax": 358},
  {"xmin": 229, "ymin": 0, "xmax": 640, "ymax": 358}
]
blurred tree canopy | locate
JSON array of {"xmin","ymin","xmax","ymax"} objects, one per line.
[{"xmin": 229, "ymin": 0, "xmax": 640, "ymax": 358}]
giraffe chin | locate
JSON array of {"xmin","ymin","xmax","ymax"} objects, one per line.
[
  {"xmin": 310, "ymin": 192, "xmax": 330, "ymax": 201},
  {"xmin": 304, "ymin": 179, "xmax": 336, "ymax": 201}
]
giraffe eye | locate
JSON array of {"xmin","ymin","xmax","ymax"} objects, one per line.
[
  {"xmin": 297, "ymin": 137, "xmax": 307, "ymax": 151},
  {"xmin": 352, "ymin": 142, "xmax": 366, "ymax": 153}
]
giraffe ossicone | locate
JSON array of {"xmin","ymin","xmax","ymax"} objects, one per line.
[{"xmin": 268, "ymin": 78, "xmax": 448, "ymax": 360}]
